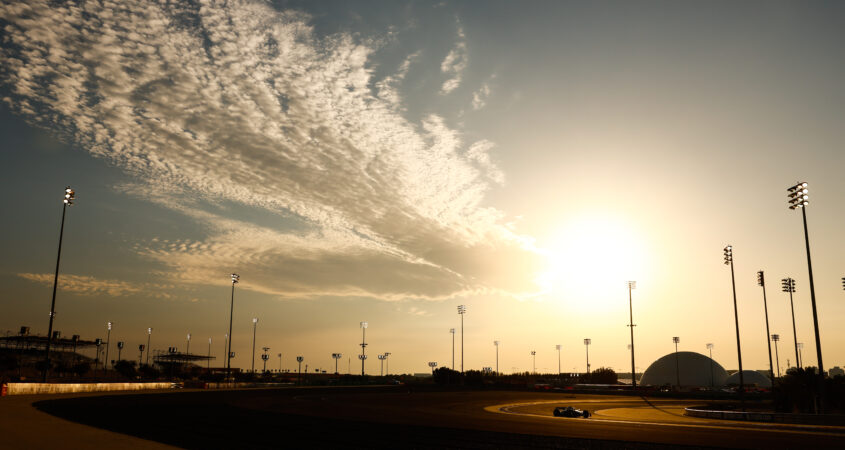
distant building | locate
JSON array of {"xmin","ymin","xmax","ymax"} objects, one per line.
[{"xmin": 640, "ymin": 351, "xmax": 728, "ymax": 387}]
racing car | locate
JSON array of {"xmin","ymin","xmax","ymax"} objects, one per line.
[{"xmin": 553, "ymin": 406, "xmax": 590, "ymax": 418}]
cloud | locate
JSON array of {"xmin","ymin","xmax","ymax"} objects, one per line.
[
  {"xmin": 1, "ymin": 0, "xmax": 542, "ymax": 301},
  {"xmin": 440, "ymin": 23, "xmax": 468, "ymax": 94},
  {"xmin": 472, "ymin": 82, "xmax": 491, "ymax": 110},
  {"xmin": 17, "ymin": 273, "xmax": 178, "ymax": 299}
]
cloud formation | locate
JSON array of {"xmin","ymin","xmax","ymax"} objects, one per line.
[
  {"xmin": 439, "ymin": 23, "xmax": 468, "ymax": 94},
  {"xmin": 1, "ymin": 0, "xmax": 541, "ymax": 301},
  {"xmin": 17, "ymin": 273, "xmax": 178, "ymax": 299}
]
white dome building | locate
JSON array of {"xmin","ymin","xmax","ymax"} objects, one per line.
[
  {"xmin": 725, "ymin": 370, "xmax": 772, "ymax": 388},
  {"xmin": 640, "ymin": 351, "xmax": 728, "ymax": 387}
]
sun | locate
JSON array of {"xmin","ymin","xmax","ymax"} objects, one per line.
[{"xmin": 535, "ymin": 215, "xmax": 650, "ymax": 313}]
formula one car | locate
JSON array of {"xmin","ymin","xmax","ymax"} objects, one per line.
[{"xmin": 553, "ymin": 406, "xmax": 590, "ymax": 418}]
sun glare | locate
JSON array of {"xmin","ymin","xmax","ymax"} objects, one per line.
[{"xmin": 536, "ymin": 215, "xmax": 650, "ymax": 313}]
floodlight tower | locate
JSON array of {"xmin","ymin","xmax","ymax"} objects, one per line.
[
  {"xmin": 208, "ymin": 337, "xmax": 212, "ymax": 370},
  {"xmin": 771, "ymin": 335, "xmax": 781, "ymax": 377},
  {"xmin": 359, "ymin": 322, "xmax": 368, "ymax": 375},
  {"xmin": 798, "ymin": 343, "xmax": 804, "ymax": 368},
  {"xmin": 781, "ymin": 278, "xmax": 800, "ymax": 368},
  {"xmin": 530, "ymin": 351, "xmax": 536, "ymax": 374},
  {"xmin": 758, "ymin": 271, "xmax": 775, "ymax": 384},
  {"xmin": 627, "ymin": 280, "xmax": 637, "ymax": 390},
  {"xmin": 428, "ymin": 361, "xmax": 437, "ymax": 374},
  {"xmin": 296, "ymin": 356, "xmax": 303, "ymax": 384},
  {"xmin": 43, "ymin": 186, "xmax": 76, "ymax": 382},
  {"xmin": 449, "ymin": 328, "xmax": 456, "ymax": 370},
  {"xmin": 583, "ymin": 338, "xmax": 591, "ymax": 374},
  {"xmin": 278, "ymin": 353, "xmax": 282, "ymax": 372},
  {"xmin": 673, "ymin": 337, "xmax": 681, "ymax": 387},
  {"xmin": 724, "ymin": 245, "xmax": 745, "ymax": 404},
  {"xmin": 457, "ymin": 305, "xmax": 466, "ymax": 373},
  {"xmin": 251, "ymin": 317, "xmax": 259, "ymax": 373},
  {"xmin": 787, "ymin": 181, "xmax": 824, "ymax": 408},
  {"xmin": 378, "ymin": 354, "xmax": 387, "ymax": 376},
  {"xmin": 494, "ymin": 341, "xmax": 500, "ymax": 375},
  {"xmin": 261, "ymin": 347, "xmax": 270, "ymax": 373},
  {"xmin": 186, "ymin": 333, "xmax": 191, "ymax": 355},
  {"xmin": 105, "ymin": 321, "xmax": 113, "ymax": 373},
  {"xmin": 706, "ymin": 343, "xmax": 715, "ymax": 388},
  {"xmin": 555, "ymin": 344, "xmax": 561, "ymax": 379},
  {"xmin": 146, "ymin": 327, "xmax": 153, "ymax": 365},
  {"xmin": 383, "ymin": 352, "xmax": 391, "ymax": 375},
  {"xmin": 332, "ymin": 353, "xmax": 342, "ymax": 374},
  {"xmin": 226, "ymin": 274, "xmax": 239, "ymax": 380}
]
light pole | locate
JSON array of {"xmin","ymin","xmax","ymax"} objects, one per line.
[
  {"xmin": 251, "ymin": 317, "xmax": 258, "ymax": 373},
  {"xmin": 360, "ymin": 322, "xmax": 368, "ymax": 376},
  {"xmin": 724, "ymin": 245, "xmax": 745, "ymax": 405},
  {"xmin": 457, "ymin": 305, "xmax": 466, "ymax": 373},
  {"xmin": 296, "ymin": 356, "xmax": 303, "ymax": 384},
  {"xmin": 138, "ymin": 344, "xmax": 145, "ymax": 366},
  {"xmin": 428, "ymin": 361, "xmax": 437, "ymax": 374},
  {"xmin": 186, "ymin": 333, "xmax": 191, "ymax": 355},
  {"xmin": 378, "ymin": 354, "xmax": 386, "ymax": 376},
  {"xmin": 384, "ymin": 352, "xmax": 391, "ymax": 375},
  {"xmin": 555, "ymin": 344, "xmax": 561, "ymax": 379},
  {"xmin": 105, "ymin": 321, "xmax": 112, "ymax": 374},
  {"xmin": 43, "ymin": 186, "xmax": 76, "ymax": 382},
  {"xmin": 771, "ymin": 334, "xmax": 781, "ymax": 378},
  {"xmin": 332, "ymin": 353, "xmax": 342, "ymax": 374},
  {"xmin": 262, "ymin": 347, "xmax": 270, "ymax": 373},
  {"xmin": 787, "ymin": 181, "xmax": 824, "ymax": 410},
  {"xmin": 494, "ymin": 341, "xmax": 500, "ymax": 375},
  {"xmin": 227, "ymin": 273, "xmax": 239, "ymax": 381},
  {"xmin": 208, "ymin": 338, "xmax": 212, "ymax": 370},
  {"xmin": 583, "ymin": 338, "xmax": 591, "ymax": 375},
  {"xmin": 798, "ymin": 343, "xmax": 804, "ymax": 368},
  {"xmin": 278, "ymin": 353, "xmax": 282, "ymax": 372},
  {"xmin": 706, "ymin": 343, "xmax": 715, "ymax": 388},
  {"xmin": 627, "ymin": 280, "xmax": 637, "ymax": 390},
  {"xmin": 117, "ymin": 341, "xmax": 124, "ymax": 364},
  {"xmin": 146, "ymin": 327, "xmax": 153, "ymax": 365},
  {"xmin": 782, "ymin": 278, "xmax": 800, "ymax": 369},
  {"xmin": 672, "ymin": 336, "xmax": 680, "ymax": 387},
  {"xmin": 757, "ymin": 271, "xmax": 775, "ymax": 385},
  {"xmin": 450, "ymin": 328, "xmax": 456, "ymax": 370},
  {"xmin": 530, "ymin": 351, "xmax": 536, "ymax": 374}
]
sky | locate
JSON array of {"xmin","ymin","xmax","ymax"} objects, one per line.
[{"xmin": 1, "ymin": 0, "xmax": 844, "ymax": 376}]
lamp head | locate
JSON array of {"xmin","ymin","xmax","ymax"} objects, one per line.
[
  {"xmin": 231, "ymin": 273, "xmax": 240, "ymax": 283},
  {"xmin": 457, "ymin": 304, "xmax": 466, "ymax": 314},
  {"xmin": 63, "ymin": 186, "xmax": 76, "ymax": 205},
  {"xmin": 360, "ymin": 321, "xmax": 368, "ymax": 329}
]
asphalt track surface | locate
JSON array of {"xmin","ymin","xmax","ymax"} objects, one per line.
[{"xmin": 4, "ymin": 386, "xmax": 845, "ymax": 449}]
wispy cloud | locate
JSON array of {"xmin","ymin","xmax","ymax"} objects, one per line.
[
  {"xmin": 17, "ymin": 273, "xmax": 178, "ymax": 299},
  {"xmin": 472, "ymin": 82, "xmax": 491, "ymax": 110},
  {"xmin": 1, "ymin": 0, "xmax": 541, "ymax": 301},
  {"xmin": 440, "ymin": 22, "xmax": 468, "ymax": 94}
]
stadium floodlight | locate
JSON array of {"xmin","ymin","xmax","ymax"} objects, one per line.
[
  {"xmin": 359, "ymin": 322, "xmax": 368, "ymax": 375},
  {"xmin": 226, "ymin": 274, "xmax": 239, "ymax": 381},
  {"xmin": 494, "ymin": 341, "xmax": 500, "ymax": 375},
  {"xmin": 781, "ymin": 277, "xmax": 800, "ymax": 369},
  {"xmin": 530, "ymin": 351, "xmax": 537, "ymax": 374},
  {"xmin": 146, "ymin": 327, "xmax": 153, "ymax": 365},
  {"xmin": 627, "ymin": 281, "xmax": 637, "ymax": 390},
  {"xmin": 757, "ymin": 271, "xmax": 775, "ymax": 384},
  {"xmin": 723, "ymin": 245, "xmax": 745, "ymax": 405},
  {"xmin": 786, "ymin": 181, "xmax": 824, "ymax": 411},
  {"xmin": 251, "ymin": 317, "xmax": 259, "ymax": 373},
  {"xmin": 672, "ymin": 336, "xmax": 681, "ymax": 387},
  {"xmin": 332, "ymin": 353, "xmax": 342, "ymax": 374},
  {"xmin": 771, "ymin": 334, "xmax": 782, "ymax": 377},
  {"xmin": 43, "ymin": 186, "xmax": 77, "ymax": 382},
  {"xmin": 450, "ymin": 328, "xmax": 456, "ymax": 370},
  {"xmin": 583, "ymin": 339, "xmax": 591, "ymax": 374},
  {"xmin": 555, "ymin": 344, "xmax": 561, "ymax": 379},
  {"xmin": 706, "ymin": 343, "xmax": 715, "ymax": 388},
  {"xmin": 457, "ymin": 305, "xmax": 466, "ymax": 373},
  {"xmin": 428, "ymin": 361, "xmax": 437, "ymax": 374}
]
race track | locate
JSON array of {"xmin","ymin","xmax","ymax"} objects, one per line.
[{"xmin": 7, "ymin": 386, "xmax": 844, "ymax": 449}]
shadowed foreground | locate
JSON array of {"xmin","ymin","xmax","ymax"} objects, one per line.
[{"xmin": 32, "ymin": 387, "xmax": 842, "ymax": 449}]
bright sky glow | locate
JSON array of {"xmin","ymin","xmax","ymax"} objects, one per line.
[{"xmin": 1, "ymin": 0, "xmax": 844, "ymax": 376}]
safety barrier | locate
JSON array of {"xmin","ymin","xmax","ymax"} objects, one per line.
[
  {"xmin": 685, "ymin": 407, "xmax": 845, "ymax": 426},
  {"xmin": 0, "ymin": 382, "xmax": 173, "ymax": 396}
]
